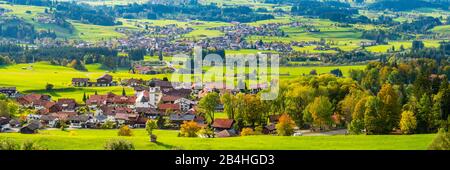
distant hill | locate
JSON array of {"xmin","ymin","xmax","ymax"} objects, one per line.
[{"xmin": 368, "ymin": 0, "xmax": 450, "ymax": 11}]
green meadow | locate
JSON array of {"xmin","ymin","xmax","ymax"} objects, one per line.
[
  {"xmin": 0, "ymin": 62, "xmax": 168, "ymax": 101},
  {"xmin": 0, "ymin": 129, "xmax": 436, "ymax": 150}
]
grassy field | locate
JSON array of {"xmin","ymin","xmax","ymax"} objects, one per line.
[
  {"xmin": 0, "ymin": 129, "xmax": 436, "ymax": 150},
  {"xmin": 0, "ymin": 62, "xmax": 168, "ymax": 102}
]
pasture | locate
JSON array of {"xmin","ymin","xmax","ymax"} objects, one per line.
[{"xmin": 0, "ymin": 129, "xmax": 436, "ymax": 150}]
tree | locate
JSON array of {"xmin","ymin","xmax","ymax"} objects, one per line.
[
  {"xmin": 145, "ymin": 119, "xmax": 158, "ymax": 142},
  {"xmin": 45, "ymin": 83, "xmax": 54, "ymax": 91},
  {"xmin": 348, "ymin": 97, "xmax": 368, "ymax": 134},
  {"xmin": 180, "ymin": 121, "xmax": 201, "ymax": 137},
  {"xmin": 377, "ymin": 83, "xmax": 401, "ymax": 132},
  {"xmin": 276, "ymin": 114, "xmax": 296, "ymax": 136},
  {"xmin": 364, "ymin": 96, "xmax": 383, "ymax": 134},
  {"xmin": 221, "ymin": 92, "xmax": 236, "ymax": 119},
  {"xmin": 308, "ymin": 96, "xmax": 334, "ymax": 130},
  {"xmin": 400, "ymin": 111, "xmax": 417, "ymax": 134},
  {"xmin": 428, "ymin": 129, "xmax": 450, "ymax": 150},
  {"xmin": 417, "ymin": 93, "xmax": 436, "ymax": 133},
  {"xmin": 198, "ymin": 92, "xmax": 220, "ymax": 123},
  {"xmin": 82, "ymin": 92, "xmax": 87, "ymax": 103},
  {"xmin": 122, "ymin": 88, "xmax": 126, "ymax": 96}
]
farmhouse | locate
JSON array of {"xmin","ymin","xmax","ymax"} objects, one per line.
[
  {"xmin": 212, "ymin": 118, "xmax": 234, "ymax": 132},
  {"xmin": 97, "ymin": 74, "xmax": 114, "ymax": 86},
  {"xmin": 0, "ymin": 87, "xmax": 18, "ymax": 97},
  {"xmin": 72, "ymin": 78, "xmax": 90, "ymax": 87},
  {"xmin": 20, "ymin": 120, "xmax": 41, "ymax": 134}
]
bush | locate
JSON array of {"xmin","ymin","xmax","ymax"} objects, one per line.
[
  {"xmin": 428, "ymin": 129, "xmax": 450, "ymax": 150},
  {"xmin": 240, "ymin": 128, "xmax": 254, "ymax": 136},
  {"xmin": 276, "ymin": 114, "xmax": 296, "ymax": 136},
  {"xmin": 118, "ymin": 125, "xmax": 133, "ymax": 136},
  {"xmin": 104, "ymin": 139, "xmax": 135, "ymax": 150},
  {"xmin": 0, "ymin": 138, "xmax": 20, "ymax": 150},
  {"xmin": 348, "ymin": 119, "xmax": 365, "ymax": 135},
  {"xmin": 101, "ymin": 120, "xmax": 116, "ymax": 129},
  {"xmin": 254, "ymin": 126, "xmax": 263, "ymax": 135},
  {"xmin": 0, "ymin": 139, "xmax": 46, "ymax": 150},
  {"xmin": 180, "ymin": 121, "xmax": 201, "ymax": 137},
  {"xmin": 21, "ymin": 140, "xmax": 47, "ymax": 150},
  {"xmin": 197, "ymin": 127, "xmax": 214, "ymax": 138}
]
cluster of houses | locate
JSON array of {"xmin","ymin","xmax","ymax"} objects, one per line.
[
  {"xmin": 72, "ymin": 74, "xmax": 116, "ymax": 87},
  {"xmin": 1, "ymin": 78, "xmax": 275, "ymax": 137}
]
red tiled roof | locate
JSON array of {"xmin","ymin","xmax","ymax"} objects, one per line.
[
  {"xmin": 212, "ymin": 119, "xmax": 234, "ymax": 129},
  {"xmin": 158, "ymin": 103, "xmax": 180, "ymax": 110}
]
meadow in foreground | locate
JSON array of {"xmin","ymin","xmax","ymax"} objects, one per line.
[{"xmin": 0, "ymin": 129, "xmax": 436, "ymax": 150}]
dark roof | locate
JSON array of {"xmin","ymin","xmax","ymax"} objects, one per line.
[
  {"xmin": 72, "ymin": 78, "xmax": 89, "ymax": 82},
  {"xmin": 24, "ymin": 120, "xmax": 41, "ymax": 130},
  {"xmin": 216, "ymin": 129, "xmax": 237, "ymax": 138},
  {"xmin": 212, "ymin": 119, "xmax": 234, "ymax": 129},
  {"xmin": 0, "ymin": 117, "xmax": 10, "ymax": 125},
  {"xmin": 170, "ymin": 113, "xmax": 196, "ymax": 121},
  {"xmin": 136, "ymin": 107, "xmax": 158, "ymax": 114},
  {"xmin": 268, "ymin": 115, "xmax": 280, "ymax": 123},
  {"xmin": 265, "ymin": 124, "xmax": 276, "ymax": 131}
]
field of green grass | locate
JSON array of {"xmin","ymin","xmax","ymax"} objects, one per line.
[
  {"xmin": 0, "ymin": 62, "xmax": 168, "ymax": 102},
  {"xmin": 0, "ymin": 129, "xmax": 436, "ymax": 150}
]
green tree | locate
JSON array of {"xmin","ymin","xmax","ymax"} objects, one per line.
[
  {"xmin": 364, "ymin": 96, "xmax": 383, "ymax": 134},
  {"xmin": 308, "ymin": 96, "xmax": 334, "ymax": 130},
  {"xmin": 145, "ymin": 119, "xmax": 158, "ymax": 142},
  {"xmin": 198, "ymin": 92, "xmax": 220, "ymax": 123},
  {"xmin": 221, "ymin": 92, "xmax": 236, "ymax": 119},
  {"xmin": 417, "ymin": 94, "xmax": 435, "ymax": 133}
]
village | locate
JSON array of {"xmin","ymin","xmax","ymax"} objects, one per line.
[{"xmin": 0, "ymin": 73, "xmax": 274, "ymax": 138}]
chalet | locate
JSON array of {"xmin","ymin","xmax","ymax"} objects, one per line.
[
  {"xmin": 57, "ymin": 98, "xmax": 77, "ymax": 112},
  {"xmin": 20, "ymin": 120, "xmax": 41, "ymax": 134},
  {"xmin": 40, "ymin": 115, "xmax": 58, "ymax": 128},
  {"xmin": 169, "ymin": 113, "xmax": 196, "ymax": 126},
  {"xmin": 97, "ymin": 74, "xmax": 113, "ymax": 86},
  {"xmin": 212, "ymin": 118, "xmax": 234, "ymax": 131},
  {"xmin": 158, "ymin": 103, "xmax": 181, "ymax": 114},
  {"xmin": 87, "ymin": 93, "xmax": 136, "ymax": 107},
  {"xmin": 68, "ymin": 115, "xmax": 90, "ymax": 128},
  {"xmin": 216, "ymin": 129, "xmax": 238, "ymax": 138},
  {"xmin": 174, "ymin": 98, "xmax": 194, "ymax": 112},
  {"xmin": 268, "ymin": 115, "xmax": 281, "ymax": 124},
  {"xmin": 136, "ymin": 107, "xmax": 159, "ymax": 119},
  {"xmin": 115, "ymin": 113, "xmax": 138, "ymax": 125},
  {"xmin": 263, "ymin": 124, "xmax": 277, "ymax": 134},
  {"xmin": 0, "ymin": 87, "xmax": 18, "ymax": 98},
  {"xmin": 72, "ymin": 78, "xmax": 90, "ymax": 87},
  {"xmin": 123, "ymin": 78, "xmax": 144, "ymax": 87},
  {"xmin": 17, "ymin": 94, "xmax": 51, "ymax": 107}
]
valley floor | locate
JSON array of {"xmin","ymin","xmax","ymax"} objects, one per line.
[{"xmin": 0, "ymin": 129, "xmax": 436, "ymax": 150}]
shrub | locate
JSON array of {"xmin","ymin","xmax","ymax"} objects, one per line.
[
  {"xmin": 118, "ymin": 125, "xmax": 133, "ymax": 136},
  {"xmin": 197, "ymin": 127, "xmax": 214, "ymax": 138},
  {"xmin": 0, "ymin": 139, "xmax": 46, "ymax": 150},
  {"xmin": 348, "ymin": 119, "xmax": 365, "ymax": 135},
  {"xmin": 104, "ymin": 139, "xmax": 135, "ymax": 150},
  {"xmin": 428, "ymin": 129, "xmax": 450, "ymax": 150},
  {"xmin": 21, "ymin": 140, "xmax": 47, "ymax": 150},
  {"xmin": 276, "ymin": 114, "xmax": 296, "ymax": 136},
  {"xmin": 400, "ymin": 111, "xmax": 417, "ymax": 134},
  {"xmin": 240, "ymin": 128, "xmax": 254, "ymax": 136},
  {"xmin": 254, "ymin": 126, "xmax": 263, "ymax": 135},
  {"xmin": 0, "ymin": 138, "xmax": 20, "ymax": 150},
  {"xmin": 101, "ymin": 120, "xmax": 116, "ymax": 129},
  {"xmin": 180, "ymin": 121, "xmax": 201, "ymax": 137}
]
